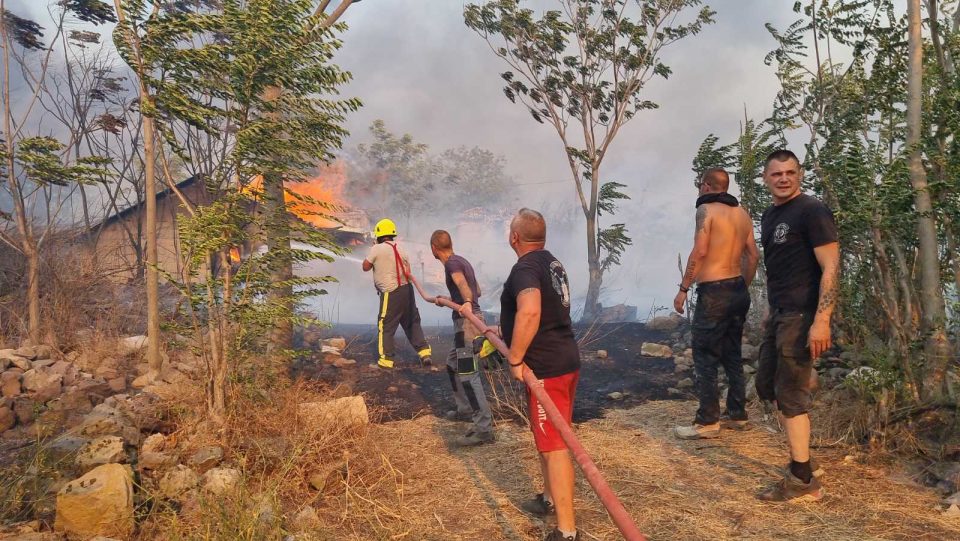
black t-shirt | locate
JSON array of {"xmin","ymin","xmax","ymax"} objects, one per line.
[
  {"xmin": 500, "ymin": 250, "xmax": 580, "ymax": 379},
  {"xmin": 760, "ymin": 194, "xmax": 838, "ymax": 311},
  {"xmin": 444, "ymin": 254, "xmax": 481, "ymax": 319}
]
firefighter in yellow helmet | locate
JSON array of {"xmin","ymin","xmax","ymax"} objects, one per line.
[{"xmin": 362, "ymin": 219, "xmax": 433, "ymax": 369}]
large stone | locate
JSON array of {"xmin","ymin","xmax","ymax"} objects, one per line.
[
  {"xmin": 187, "ymin": 446, "xmax": 224, "ymax": 474},
  {"xmin": 13, "ymin": 397, "xmax": 37, "ymax": 424},
  {"xmin": 118, "ymin": 336, "xmax": 148, "ymax": 356},
  {"xmin": 130, "ymin": 371, "xmax": 157, "ymax": 390},
  {"xmin": 7, "ymin": 355, "xmax": 33, "ymax": 372},
  {"xmin": 333, "ymin": 358, "xmax": 357, "ymax": 368},
  {"xmin": 201, "ymin": 467, "xmax": 241, "ymax": 496},
  {"xmin": 677, "ymin": 378, "xmax": 694, "ymax": 389},
  {"xmin": 0, "ymin": 404, "xmax": 14, "ymax": 431},
  {"xmin": 76, "ymin": 436, "xmax": 126, "ymax": 470},
  {"xmin": 76, "ymin": 404, "xmax": 139, "ymax": 443},
  {"xmin": 47, "ymin": 388, "xmax": 94, "ymax": 416},
  {"xmin": 298, "ymin": 396, "xmax": 369, "ymax": 431},
  {"xmin": 159, "ymin": 465, "xmax": 199, "ymax": 499},
  {"xmin": 107, "ymin": 377, "xmax": 127, "ymax": 394},
  {"xmin": 2, "ymin": 370, "xmax": 21, "ymax": 398},
  {"xmin": 741, "ymin": 344, "xmax": 760, "ymax": 362},
  {"xmin": 55, "ymin": 464, "xmax": 134, "ymax": 539},
  {"xmin": 323, "ymin": 337, "xmax": 347, "ymax": 351},
  {"xmin": 640, "ymin": 343, "xmax": 673, "ymax": 358},
  {"xmin": 14, "ymin": 346, "xmax": 40, "ymax": 360},
  {"xmin": 138, "ymin": 451, "xmax": 176, "ymax": 471},
  {"xmin": 141, "ymin": 433, "xmax": 166, "ymax": 454},
  {"xmin": 288, "ymin": 506, "xmax": 321, "ymax": 532},
  {"xmin": 645, "ymin": 314, "xmax": 683, "ymax": 332}
]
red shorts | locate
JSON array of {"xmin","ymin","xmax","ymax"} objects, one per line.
[{"xmin": 527, "ymin": 370, "xmax": 580, "ymax": 453}]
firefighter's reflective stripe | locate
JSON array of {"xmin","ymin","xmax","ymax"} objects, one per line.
[{"xmin": 378, "ymin": 290, "xmax": 390, "ymax": 361}]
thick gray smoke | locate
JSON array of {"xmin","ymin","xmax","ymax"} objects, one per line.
[{"xmin": 304, "ymin": 0, "xmax": 798, "ymax": 324}]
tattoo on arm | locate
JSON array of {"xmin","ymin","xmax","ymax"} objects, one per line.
[
  {"xmin": 682, "ymin": 258, "xmax": 697, "ymax": 286},
  {"xmin": 817, "ymin": 279, "xmax": 838, "ymax": 314},
  {"xmin": 681, "ymin": 206, "xmax": 708, "ymax": 287},
  {"xmin": 695, "ymin": 206, "xmax": 707, "ymax": 233}
]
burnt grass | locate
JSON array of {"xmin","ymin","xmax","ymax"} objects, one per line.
[{"xmin": 292, "ymin": 322, "xmax": 686, "ymax": 423}]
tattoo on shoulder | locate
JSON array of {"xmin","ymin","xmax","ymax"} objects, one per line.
[
  {"xmin": 695, "ymin": 206, "xmax": 708, "ymax": 233},
  {"xmin": 517, "ymin": 287, "xmax": 539, "ymax": 298}
]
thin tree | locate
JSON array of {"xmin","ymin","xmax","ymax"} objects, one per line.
[
  {"xmin": 906, "ymin": 0, "xmax": 951, "ymax": 397},
  {"xmin": 465, "ymin": 0, "xmax": 714, "ymax": 320}
]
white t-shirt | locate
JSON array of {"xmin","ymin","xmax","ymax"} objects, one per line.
[{"xmin": 366, "ymin": 241, "xmax": 411, "ymax": 293}]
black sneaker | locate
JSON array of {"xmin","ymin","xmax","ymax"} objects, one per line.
[
  {"xmin": 456, "ymin": 430, "xmax": 495, "ymax": 447},
  {"xmin": 445, "ymin": 409, "xmax": 472, "ymax": 422},
  {"xmin": 544, "ymin": 528, "xmax": 580, "ymax": 541},
  {"xmin": 520, "ymin": 493, "xmax": 555, "ymax": 516}
]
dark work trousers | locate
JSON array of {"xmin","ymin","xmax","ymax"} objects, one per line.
[
  {"xmin": 377, "ymin": 283, "xmax": 430, "ymax": 362},
  {"xmin": 691, "ymin": 276, "xmax": 751, "ymax": 425},
  {"xmin": 445, "ymin": 310, "xmax": 493, "ymax": 434}
]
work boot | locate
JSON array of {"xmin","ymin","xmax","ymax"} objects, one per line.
[
  {"xmin": 520, "ymin": 493, "xmax": 555, "ymax": 517},
  {"xmin": 445, "ymin": 409, "xmax": 471, "ymax": 422},
  {"xmin": 377, "ymin": 358, "xmax": 394, "ymax": 370},
  {"xmin": 757, "ymin": 470, "xmax": 824, "ymax": 502},
  {"xmin": 543, "ymin": 528, "xmax": 580, "ymax": 541},
  {"xmin": 420, "ymin": 356, "xmax": 433, "ymax": 367},
  {"xmin": 455, "ymin": 430, "xmax": 495, "ymax": 447},
  {"xmin": 673, "ymin": 423, "xmax": 720, "ymax": 440}
]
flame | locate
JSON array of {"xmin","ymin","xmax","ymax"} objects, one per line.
[{"xmin": 243, "ymin": 161, "xmax": 349, "ymax": 229}]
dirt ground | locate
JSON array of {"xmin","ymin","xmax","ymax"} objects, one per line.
[{"xmin": 296, "ymin": 322, "xmax": 960, "ymax": 541}]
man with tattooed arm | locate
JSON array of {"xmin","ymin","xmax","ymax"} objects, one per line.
[
  {"xmin": 673, "ymin": 168, "xmax": 759, "ymax": 440},
  {"xmin": 755, "ymin": 149, "xmax": 840, "ymax": 502}
]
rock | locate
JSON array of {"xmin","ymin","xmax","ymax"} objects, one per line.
[
  {"xmin": 741, "ymin": 344, "xmax": 759, "ymax": 362},
  {"xmin": 333, "ymin": 358, "xmax": 356, "ymax": 368},
  {"xmin": 131, "ymin": 371, "xmax": 157, "ymax": 390},
  {"xmin": 597, "ymin": 303, "xmax": 638, "ymax": 323},
  {"xmin": 640, "ymin": 343, "xmax": 673, "ymax": 358},
  {"xmin": 22, "ymin": 368, "xmax": 59, "ymax": 392},
  {"xmin": 674, "ymin": 364, "xmax": 690, "ymax": 374},
  {"xmin": 201, "ymin": 467, "xmax": 241, "ymax": 496},
  {"xmin": 159, "ymin": 465, "xmax": 200, "ymax": 499},
  {"xmin": 743, "ymin": 364, "xmax": 756, "ymax": 375},
  {"xmin": 139, "ymin": 452, "xmax": 176, "ymax": 471},
  {"xmin": 667, "ymin": 387, "xmax": 682, "ymax": 396},
  {"xmin": 386, "ymin": 386, "xmax": 398, "ymax": 393},
  {"xmin": 298, "ymin": 396, "xmax": 369, "ymax": 431},
  {"xmin": 746, "ymin": 375, "xmax": 758, "ymax": 401},
  {"xmin": 0, "ymin": 348, "xmax": 22, "ymax": 362},
  {"xmin": 9, "ymin": 357, "xmax": 32, "ymax": 371},
  {"xmin": 323, "ymin": 338, "xmax": 347, "ymax": 350},
  {"xmin": 47, "ymin": 388, "xmax": 95, "ymax": 416},
  {"xmin": 117, "ymin": 335, "xmax": 148, "ymax": 356},
  {"xmin": 95, "ymin": 365, "xmax": 120, "ymax": 380},
  {"xmin": 0, "ymin": 404, "xmax": 14, "ymax": 431},
  {"xmin": 107, "ymin": 377, "xmax": 126, "ymax": 394},
  {"xmin": 141, "ymin": 433, "xmax": 166, "ymax": 454},
  {"xmin": 76, "ymin": 436, "xmax": 126, "ymax": 470},
  {"xmin": 839, "ymin": 349, "xmax": 862, "ymax": 364},
  {"xmin": 828, "ymin": 367, "xmax": 852, "ymax": 380},
  {"xmin": 945, "ymin": 491, "xmax": 960, "ymax": 506},
  {"xmin": 677, "ymin": 378, "xmax": 694, "ymax": 389},
  {"xmin": 596, "ymin": 350, "xmax": 608, "ymax": 359},
  {"xmin": 320, "ymin": 345, "xmax": 342, "ymax": 356},
  {"xmin": 645, "ymin": 314, "xmax": 683, "ymax": 332},
  {"xmin": 76, "ymin": 404, "xmax": 139, "ymax": 444},
  {"xmin": 2, "ymin": 370, "xmax": 21, "ymax": 398},
  {"xmin": 55, "ymin": 463, "xmax": 134, "ymax": 539},
  {"xmin": 32, "ymin": 359, "xmax": 55, "ymax": 370},
  {"xmin": 188, "ymin": 446, "xmax": 224, "ymax": 474},
  {"xmin": 607, "ymin": 391, "xmax": 624, "ymax": 401},
  {"xmin": 943, "ymin": 504, "xmax": 960, "ymax": 518},
  {"xmin": 13, "ymin": 397, "xmax": 37, "ymax": 424},
  {"xmin": 15, "ymin": 346, "xmax": 39, "ymax": 360},
  {"xmin": 846, "ymin": 366, "xmax": 880, "ymax": 386},
  {"xmin": 288, "ymin": 506, "xmax": 321, "ymax": 532},
  {"xmin": 48, "ymin": 435, "xmax": 91, "ymax": 454}
]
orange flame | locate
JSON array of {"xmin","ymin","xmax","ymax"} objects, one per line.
[{"xmin": 244, "ymin": 161, "xmax": 349, "ymax": 228}]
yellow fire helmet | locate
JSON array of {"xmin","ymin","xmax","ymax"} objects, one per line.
[{"xmin": 374, "ymin": 218, "xmax": 397, "ymax": 238}]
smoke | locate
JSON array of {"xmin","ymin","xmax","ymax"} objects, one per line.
[{"xmin": 311, "ymin": 0, "xmax": 798, "ymax": 324}]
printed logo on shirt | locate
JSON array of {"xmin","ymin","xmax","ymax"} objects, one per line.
[
  {"xmin": 549, "ymin": 260, "xmax": 571, "ymax": 308},
  {"xmin": 774, "ymin": 223, "xmax": 790, "ymax": 244}
]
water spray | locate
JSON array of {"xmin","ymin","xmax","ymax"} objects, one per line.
[{"xmin": 407, "ymin": 274, "xmax": 647, "ymax": 541}]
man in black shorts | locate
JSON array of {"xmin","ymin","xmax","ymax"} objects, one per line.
[
  {"xmin": 501, "ymin": 209, "xmax": 581, "ymax": 541},
  {"xmin": 756, "ymin": 150, "xmax": 839, "ymax": 502}
]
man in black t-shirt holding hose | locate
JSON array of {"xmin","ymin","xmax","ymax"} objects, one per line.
[
  {"xmin": 501, "ymin": 209, "xmax": 582, "ymax": 541},
  {"xmin": 756, "ymin": 150, "xmax": 840, "ymax": 502}
]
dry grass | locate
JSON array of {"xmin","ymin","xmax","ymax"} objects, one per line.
[{"xmin": 317, "ymin": 399, "xmax": 960, "ymax": 541}]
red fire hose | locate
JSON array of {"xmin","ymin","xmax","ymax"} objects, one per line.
[{"xmin": 407, "ymin": 275, "xmax": 647, "ymax": 541}]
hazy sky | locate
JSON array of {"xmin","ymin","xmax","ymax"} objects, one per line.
[{"xmin": 6, "ymin": 0, "xmax": 802, "ymax": 322}]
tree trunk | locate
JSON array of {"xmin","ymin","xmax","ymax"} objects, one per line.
[
  {"xmin": 583, "ymin": 211, "xmax": 602, "ymax": 321},
  {"xmin": 143, "ymin": 106, "xmax": 162, "ymax": 370},
  {"xmin": 25, "ymin": 244, "xmax": 41, "ymax": 345},
  {"xmin": 907, "ymin": 0, "xmax": 951, "ymax": 398},
  {"xmin": 263, "ymin": 84, "xmax": 293, "ymax": 354}
]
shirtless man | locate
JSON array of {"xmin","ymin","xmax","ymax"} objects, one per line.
[{"xmin": 673, "ymin": 168, "xmax": 760, "ymax": 439}]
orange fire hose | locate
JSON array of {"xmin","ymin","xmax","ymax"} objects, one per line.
[{"xmin": 407, "ymin": 275, "xmax": 647, "ymax": 541}]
